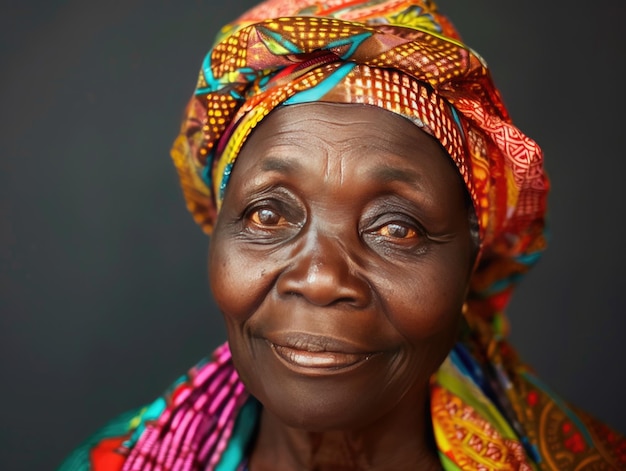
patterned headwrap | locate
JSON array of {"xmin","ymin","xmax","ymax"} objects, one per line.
[
  {"xmin": 170, "ymin": 0, "xmax": 548, "ymax": 337},
  {"xmin": 55, "ymin": 1, "xmax": 626, "ymax": 470}
]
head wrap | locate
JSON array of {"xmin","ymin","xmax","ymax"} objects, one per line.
[{"xmin": 171, "ymin": 0, "xmax": 549, "ymax": 335}]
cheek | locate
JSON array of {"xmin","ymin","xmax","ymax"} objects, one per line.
[
  {"xmin": 210, "ymin": 249, "xmax": 250, "ymax": 323},
  {"xmin": 382, "ymin": 256, "xmax": 469, "ymax": 342},
  {"xmin": 209, "ymin": 240, "xmax": 275, "ymax": 325}
]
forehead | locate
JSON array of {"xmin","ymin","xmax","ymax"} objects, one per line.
[{"xmin": 229, "ymin": 102, "xmax": 463, "ymax": 194}]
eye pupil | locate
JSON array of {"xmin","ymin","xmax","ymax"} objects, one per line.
[
  {"xmin": 378, "ymin": 222, "xmax": 417, "ymax": 240},
  {"xmin": 387, "ymin": 223, "xmax": 408, "ymax": 238},
  {"xmin": 257, "ymin": 208, "xmax": 281, "ymax": 225}
]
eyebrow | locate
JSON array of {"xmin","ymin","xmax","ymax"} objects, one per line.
[
  {"xmin": 260, "ymin": 156, "xmax": 303, "ymax": 174},
  {"xmin": 370, "ymin": 166, "xmax": 425, "ymax": 191}
]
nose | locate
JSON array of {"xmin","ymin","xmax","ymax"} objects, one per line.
[{"xmin": 276, "ymin": 232, "xmax": 371, "ymax": 308}]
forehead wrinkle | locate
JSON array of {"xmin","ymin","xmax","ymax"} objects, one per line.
[
  {"xmin": 252, "ymin": 113, "xmax": 426, "ymax": 187},
  {"xmin": 316, "ymin": 135, "xmax": 381, "ymax": 186},
  {"xmin": 261, "ymin": 125, "xmax": 345, "ymax": 185},
  {"xmin": 253, "ymin": 133, "xmax": 321, "ymax": 174}
]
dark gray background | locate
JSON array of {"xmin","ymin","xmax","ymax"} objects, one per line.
[{"xmin": 2, "ymin": 1, "xmax": 625, "ymax": 469}]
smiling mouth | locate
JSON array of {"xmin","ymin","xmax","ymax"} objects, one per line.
[
  {"xmin": 272, "ymin": 344, "xmax": 372, "ymax": 369},
  {"xmin": 267, "ymin": 334, "xmax": 378, "ymax": 372}
]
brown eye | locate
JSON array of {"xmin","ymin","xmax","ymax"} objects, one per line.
[
  {"xmin": 249, "ymin": 208, "xmax": 286, "ymax": 226},
  {"xmin": 377, "ymin": 223, "xmax": 417, "ymax": 239}
]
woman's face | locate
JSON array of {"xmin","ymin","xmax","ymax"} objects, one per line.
[{"xmin": 209, "ymin": 103, "xmax": 475, "ymax": 431}]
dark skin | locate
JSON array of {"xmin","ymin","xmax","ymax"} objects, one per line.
[{"xmin": 209, "ymin": 103, "xmax": 476, "ymax": 470}]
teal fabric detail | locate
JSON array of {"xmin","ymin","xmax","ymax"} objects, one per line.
[
  {"xmin": 515, "ymin": 251, "xmax": 543, "ymax": 265},
  {"xmin": 201, "ymin": 54, "xmax": 218, "ymax": 92},
  {"xmin": 124, "ymin": 396, "xmax": 167, "ymax": 447},
  {"xmin": 283, "ymin": 63, "xmax": 355, "ymax": 105},
  {"xmin": 202, "ymin": 161, "xmax": 214, "ymax": 190},
  {"xmin": 219, "ymin": 162, "xmax": 234, "ymax": 201},
  {"xmin": 215, "ymin": 398, "xmax": 261, "ymax": 471},
  {"xmin": 257, "ymin": 26, "xmax": 302, "ymax": 54},
  {"xmin": 480, "ymin": 274, "xmax": 523, "ymax": 295},
  {"xmin": 325, "ymin": 32, "xmax": 371, "ymax": 59}
]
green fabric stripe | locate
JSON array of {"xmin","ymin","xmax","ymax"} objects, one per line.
[
  {"xmin": 436, "ymin": 358, "xmax": 518, "ymax": 440},
  {"xmin": 439, "ymin": 451, "xmax": 463, "ymax": 471}
]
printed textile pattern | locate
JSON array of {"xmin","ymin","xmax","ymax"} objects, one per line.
[{"xmin": 58, "ymin": 344, "xmax": 626, "ymax": 470}]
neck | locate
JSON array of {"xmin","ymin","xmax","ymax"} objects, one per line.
[{"xmin": 248, "ymin": 384, "xmax": 441, "ymax": 471}]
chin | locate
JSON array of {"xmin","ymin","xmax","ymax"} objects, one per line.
[
  {"xmin": 249, "ymin": 368, "xmax": 428, "ymax": 434},
  {"xmin": 261, "ymin": 387, "xmax": 381, "ymax": 432}
]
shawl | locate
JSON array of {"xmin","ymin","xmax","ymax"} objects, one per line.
[{"xmin": 59, "ymin": 1, "xmax": 625, "ymax": 469}]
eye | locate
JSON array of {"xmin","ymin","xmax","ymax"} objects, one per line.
[
  {"xmin": 249, "ymin": 207, "xmax": 287, "ymax": 227},
  {"xmin": 376, "ymin": 222, "xmax": 418, "ymax": 240},
  {"xmin": 362, "ymin": 212, "xmax": 427, "ymax": 253},
  {"xmin": 242, "ymin": 196, "xmax": 304, "ymax": 240},
  {"xmin": 237, "ymin": 189, "xmax": 306, "ymax": 243}
]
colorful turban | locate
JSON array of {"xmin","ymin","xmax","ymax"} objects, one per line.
[{"xmin": 58, "ymin": 2, "xmax": 626, "ymax": 470}]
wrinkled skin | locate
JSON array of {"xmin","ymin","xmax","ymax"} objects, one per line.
[{"xmin": 209, "ymin": 103, "xmax": 475, "ymax": 470}]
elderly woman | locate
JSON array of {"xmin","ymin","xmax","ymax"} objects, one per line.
[{"xmin": 60, "ymin": 0, "xmax": 624, "ymax": 470}]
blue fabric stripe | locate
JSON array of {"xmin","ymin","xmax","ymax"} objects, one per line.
[
  {"xmin": 325, "ymin": 32, "xmax": 372, "ymax": 59},
  {"xmin": 283, "ymin": 63, "xmax": 356, "ymax": 105}
]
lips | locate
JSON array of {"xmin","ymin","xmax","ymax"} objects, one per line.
[{"xmin": 266, "ymin": 332, "xmax": 378, "ymax": 372}]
